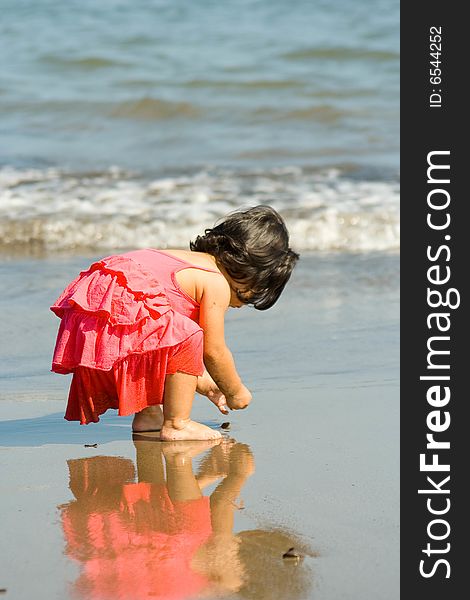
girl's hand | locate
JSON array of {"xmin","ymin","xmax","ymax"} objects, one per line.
[
  {"xmin": 197, "ymin": 371, "xmax": 229, "ymax": 415},
  {"xmin": 226, "ymin": 385, "xmax": 252, "ymax": 410},
  {"xmin": 207, "ymin": 388, "xmax": 229, "ymax": 415}
]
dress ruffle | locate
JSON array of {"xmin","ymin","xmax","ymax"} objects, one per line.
[
  {"xmin": 51, "ymin": 254, "xmax": 172, "ymax": 326},
  {"xmin": 51, "ymin": 254, "xmax": 201, "ymax": 373}
]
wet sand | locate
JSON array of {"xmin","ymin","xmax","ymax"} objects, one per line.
[{"xmin": 0, "ymin": 253, "xmax": 399, "ymax": 599}]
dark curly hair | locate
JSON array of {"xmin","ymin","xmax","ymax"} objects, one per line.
[{"xmin": 190, "ymin": 205, "xmax": 299, "ymax": 310}]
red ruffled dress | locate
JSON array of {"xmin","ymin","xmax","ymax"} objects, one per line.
[{"xmin": 50, "ymin": 249, "xmax": 219, "ymax": 424}]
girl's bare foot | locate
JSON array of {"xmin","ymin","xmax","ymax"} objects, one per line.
[
  {"xmin": 132, "ymin": 405, "xmax": 164, "ymax": 432},
  {"xmin": 160, "ymin": 418, "xmax": 223, "ymax": 441}
]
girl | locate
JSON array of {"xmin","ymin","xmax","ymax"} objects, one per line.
[{"xmin": 50, "ymin": 205, "xmax": 299, "ymax": 441}]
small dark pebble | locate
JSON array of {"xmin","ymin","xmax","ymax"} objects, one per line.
[
  {"xmin": 84, "ymin": 443, "xmax": 98, "ymax": 448},
  {"xmin": 221, "ymin": 422, "xmax": 230, "ymax": 430},
  {"xmin": 282, "ymin": 547, "xmax": 301, "ymax": 560}
]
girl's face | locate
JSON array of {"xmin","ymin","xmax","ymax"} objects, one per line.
[
  {"xmin": 219, "ymin": 265, "xmax": 253, "ymax": 308},
  {"xmin": 229, "ymin": 283, "xmax": 253, "ymax": 308},
  {"xmin": 229, "ymin": 287, "xmax": 245, "ymax": 308}
]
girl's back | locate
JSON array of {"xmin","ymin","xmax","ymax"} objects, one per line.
[{"xmin": 114, "ymin": 248, "xmax": 223, "ymax": 321}]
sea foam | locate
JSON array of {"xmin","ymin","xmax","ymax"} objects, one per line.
[{"xmin": 0, "ymin": 166, "xmax": 399, "ymax": 254}]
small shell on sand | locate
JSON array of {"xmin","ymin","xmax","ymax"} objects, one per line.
[{"xmin": 282, "ymin": 547, "xmax": 302, "ymax": 563}]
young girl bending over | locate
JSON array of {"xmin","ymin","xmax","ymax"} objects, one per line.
[{"xmin": 50, "ymin": 205, "xmax": 299, "ymax": 440}]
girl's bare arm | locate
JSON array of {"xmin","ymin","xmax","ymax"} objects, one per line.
[{"xmin": 198, "ymin": 273, "xmax": 251, "ymax": 408}]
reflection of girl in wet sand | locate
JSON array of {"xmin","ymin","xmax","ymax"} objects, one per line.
[{"xmin": 59, "ymin": 440, "xmax": 313, "ymax": 599}]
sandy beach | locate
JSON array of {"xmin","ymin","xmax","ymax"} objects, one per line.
[{"xmin": 0, "ymin": 252, "xmax": 399, "ymax": 599}]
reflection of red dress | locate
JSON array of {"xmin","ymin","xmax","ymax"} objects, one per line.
[
  {"xmin": 62, "ymin": 482, "xmax": 212, "ymax": 600},
  {"xmin": 51, "ymin": 250, "xmax": 220, "ymax": 423}
]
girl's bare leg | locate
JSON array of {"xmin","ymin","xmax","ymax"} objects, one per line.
[
  {"xmin": 160, "ymin": 372, "xmax": 222, "ymax": 441},
  {"xmin": 132, "ymin": 404, "xmax": 164, "ymax": 432}
]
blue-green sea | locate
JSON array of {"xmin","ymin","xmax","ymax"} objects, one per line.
[{"xmin": 0, "ymin": 0, "xmax": 399, "ymax": 254}]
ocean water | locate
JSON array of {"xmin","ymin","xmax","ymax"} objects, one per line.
[{"xmin": 0, "ymin": 0, "xmax": 399, "ymax": 255}]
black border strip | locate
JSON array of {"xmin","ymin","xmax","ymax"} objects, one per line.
[{"xmin": 401, "ymin": 3, "xmax": 466, "ymax": 596}]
